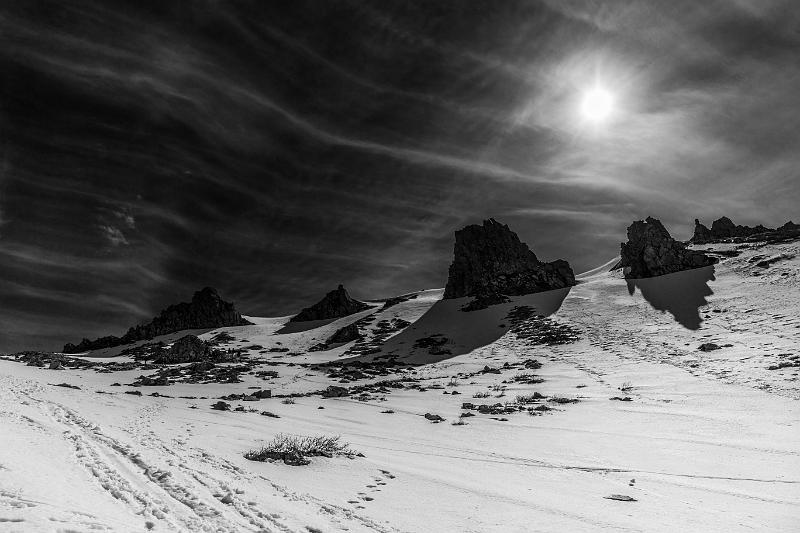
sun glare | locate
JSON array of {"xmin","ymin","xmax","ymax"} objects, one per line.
[{"xmin": 580, "ymin": 87, "xmax": 614, "ymax": 122}]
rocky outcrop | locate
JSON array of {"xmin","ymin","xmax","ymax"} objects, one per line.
[
  {"xmin": 692, "ymin": 217, "xmax": 799, "ymax": 244},
  {"xmin": 326, "ymin": 323, "xmax": 362, "ymax": 344},
  {"xmin": 691, "ymin": 219, "xmax": 712, "ymax": 244},
  {"xmin": 290, "ymin": 285, "xmax": 370, "ymax": 322},
  {"xmin": 692, "ymin": 217, "xmax": 775, "ymax": 244},
  {"xmin": 621, "ymin": 217, "xmax": 716, "ymax": 279},
  {"xmin": 63, "ymin": 287, "xmax": 250, "ymax": 353},
  {"xmin": 443, "ymin": 218, "xmax": 575, "ymax": 303},
  {"xmin": 153, "ymin": 335, "xmax": 211, "ymax": 364}
]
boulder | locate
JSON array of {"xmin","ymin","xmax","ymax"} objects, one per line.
[
  {"xmin": 321, "ymin": 385, "xmax": 349, "ymax": 398},
  {"xmin": 698, "ymin": 342, "xmax": 721, "ymax": 352},
  {"xmin": 63, "ymin": 287, "xmax": 251, "ymax": 353},
  {"xmin": 620, "ymin": 217, "xmax": 716, "ymax": 279},
  {"xmin": 290, "ymin": 285, "xmax": 370, "ymax": 322},
  {"xmin": 49, "ymin": 354, "xmax": 66, "ymax": 370},
  {"xmin": 187, "ymin": 360, "xmax": 215, "ymax": 374},
  {"xmin": 443, "ymin": 219, "xmax": 575, "ymax": 304},
  {"xmin": 137, "ymin": 375, "xmax": 169, "ymax": 386}
]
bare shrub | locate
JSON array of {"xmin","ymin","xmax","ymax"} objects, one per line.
[
  {"xmin": 515, "ymin": 392, "xmax": 545, "ymax": 404},
  {"xmin": 513, "ymin": 373, "xmax": 545, "ymax": 384},
  {"xmin": 548, "ymin": 396, "xmax": 579, "ymax": 404},
  {"xmin": 245, "ymin": 433, "xmax": 357, "ymax": 463}
]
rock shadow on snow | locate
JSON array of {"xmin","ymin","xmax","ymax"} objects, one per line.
[
  {"xmin": 275, "ymin": 317, "xmax": 341, "ymax": 335},
  {"xmin": 626, "ymin": 265, "xmax": 715, "ymax": 330},
  {"xmin": 363, "ymin": 286, "xmax": 572, "ymax": 365}
]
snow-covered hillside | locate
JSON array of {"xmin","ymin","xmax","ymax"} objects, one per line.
[{"xmin": 1, "ymin": 240, "xmax": 798, "ymax": 532}]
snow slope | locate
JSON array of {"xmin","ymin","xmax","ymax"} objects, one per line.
[{"xmin": 1, "ymin": 240, "xmax": 798, "ymax": 532}]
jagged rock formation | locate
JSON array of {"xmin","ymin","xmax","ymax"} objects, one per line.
[
  {"xmin": 691, "ymin": 219, "xmax": 712, "ymax": 244},
  {"xmin": 63, "ymin": 287, "xmax": 251, "ymax": 353},
  {"xmin": 692, "ymin": 217, "xmax": 799, "ymax": 244},
  {"xmin": 621, "ymin": 217, "xmax": 716, "ymax": 279},
  {"xmin": 443, "ymin": 218, "xmax": 575, "ymax": 303},
  {"xmin": 290, "ymin": 285, "xmax": 370, "ymax": 322},
  {"xmin": 692, "ymin": 217, "xmax": 773, "ymax": 243}
]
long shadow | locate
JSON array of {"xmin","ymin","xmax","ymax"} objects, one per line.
[
  {"xmin": 356, "ymin": 286, "xmax": 572, "ymax": 365},
  {"xmin": 626, "ymin": 266, "xmax": 715, "ymax": 330},
  {"xmin": 275, "ymin": 317, "xmax": 340, "ymax": 335}
]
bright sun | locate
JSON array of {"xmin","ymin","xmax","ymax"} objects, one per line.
[{"xmin": 580, "ymin": 87, "xmax": 614, "ymax": 122}]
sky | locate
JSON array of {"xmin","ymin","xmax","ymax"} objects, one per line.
[{"xmin": 1, "ymin": 0, "xmax": 799, "ymax": 352}]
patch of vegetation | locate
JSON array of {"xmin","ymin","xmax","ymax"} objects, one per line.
[
  {"xmin": 619, "ymin": 381, "xmax": 634, "ymax": 393},
  {"xmin": 548, "ymin": 396, "xmax": 580, "ymax": 404},
  {"xmin": 512, "ymin": 373, "xmax": 545, "ymax": 384},
  {"xmin": 412, "ymin": 334, "xmax": 451, "ymax": 355},
  {"xmin": 244, "ymin": 434, "xmax": 358, "ymax": 465},
  {"xmin": 515, "ymin": 392, "xmax": 545, "ymax": 404}
]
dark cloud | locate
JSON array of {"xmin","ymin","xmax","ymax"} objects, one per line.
[{"xmin": 1, "ymin": 0, "xmax": 798, "ymax": 352}]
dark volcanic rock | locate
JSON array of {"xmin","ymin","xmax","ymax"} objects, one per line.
[
  {"xmin": 708, "ymin": 217, "xmax": 744, "ymax": 240},
  {"xmin": 321, "ymin": 385, "xmax": 350, "ymax": 398},
  {"xmin": 709, "ymin": 217, "xmax": 772, "ymax": 241},
  {"xmin": 692, "ymin": 217, "xmax": 800, "ymax": 244},
  {"xmin": 63, "ymin": 287, "xmax": 250, "ymax": 353},
  {"xmin": 290, "ymin": 285, "xmax": 370, "ymax": 322},
  {"xmin": 691, "ymin": 219, "xmax": 712, "ymax": 244},
  {"xmin": 443, "ymin": 219, "xmax": 575, "ymax": 302},
  {"xmin": 620, "ymin": 217, "xmax": 716, "ymax": 279},
  {"xmin": 698, "ymin": 342, "xmax": 721, "ymax": 352},
  {"xmin": 326, "ymin": 323, "xmax": 362, "ymax": 344},
  {"xmin": 460, "ymin": 293, "xmax": 510, "ymax": 312},
  {"xmin": 154, "ymin": 335, "xmax": 211, "ymax": 364}
]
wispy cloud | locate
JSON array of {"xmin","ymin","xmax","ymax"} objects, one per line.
[
  {"xmin": 99, "ymin": 225, "xmax": 128, "ymax": 246},
  {"xmin": 1, "ymin": 1, "xmax": 798, "ymax": 351}
]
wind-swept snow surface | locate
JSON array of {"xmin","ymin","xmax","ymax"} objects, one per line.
[{"xmin": 1, "ymin": 241, "xmax": 799, "ymax": 532}]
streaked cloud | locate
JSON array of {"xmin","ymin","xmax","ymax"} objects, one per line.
[{"xmin": 0, "ymin": 0, "xmax": 798, "ymax": 351}]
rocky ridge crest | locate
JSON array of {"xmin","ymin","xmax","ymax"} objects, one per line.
[{"xmin": 63, "ymin": 287, "xmax": 250, "ymax": 353}]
